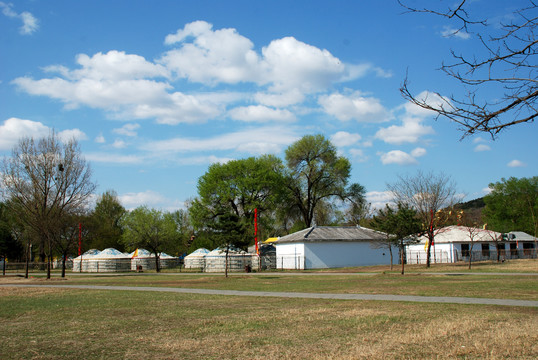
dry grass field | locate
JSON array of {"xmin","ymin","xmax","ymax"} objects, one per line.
[{"xmin": 1, "ymin": 259, "xmax": 537, "ymax": 359}]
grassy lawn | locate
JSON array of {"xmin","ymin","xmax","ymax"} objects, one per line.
[
  {"xmin": 1, "ymin": 286, "xmax": 537, "ymax": 359},
  {"xmin": 1, "ymin": 259, "xmax": 537, "ymax": 359}
]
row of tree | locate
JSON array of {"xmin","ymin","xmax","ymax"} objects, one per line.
[{"xmin": 1, "ymin": 132, "xmax": 536, "ymax": 277}]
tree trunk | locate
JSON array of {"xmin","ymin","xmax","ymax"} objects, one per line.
[
  {"xmin": 155, "ymin": 254, "xmax": 161, "ymax": 273},
  {"xmin": 225, "ymin": 246, "xmax": 229, "ymax": 278},
  {"xmin": 25, "ymin": 240, "xmax": 30, "ymax": 279},
  {"xmin": 400, "ymin": 244, "xmax": 405, "ymax": 275},
  {"xmin": 389, "ymin": 245, "xmax": 393, "ymax": 271},
  {"xmin": 61, "ymin": 255, "xmax": 66, "ymax": 278}
]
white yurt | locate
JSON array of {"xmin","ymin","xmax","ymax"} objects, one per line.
[
  {"xmin": 204, "ymin": 246, "xmax": 251, "ymax": 273},
  {"xmin": 129, "ymin": 249, "xmax": 179, "ymax": 271},
  {"xmin": 184, "ymin": 248, "xmax": 210, "ymax": 269},
  {"xmin": 72, "ymin": 249, "xmax": 101, "ymax": 272},
  {"xmin": 80, "ymin": 248, "xmax": 130, "ymax": 272}
]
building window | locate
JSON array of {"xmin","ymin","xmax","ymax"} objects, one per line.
[
  {"xmin": 481, "ymin": 243, "xmax": 490, "ymax": 257},
  {"xmin": 523, "ymin": 242, "xmax": 535, "ymax": 256},
  {"xmin": 510, "ymin": 243, "xmax": 518, "ymax": 257},
  {"xmin": 461, "ymin": 244, "xmax": 470, "ymax": 257}
]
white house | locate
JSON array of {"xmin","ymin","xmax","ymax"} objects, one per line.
[
  {"xmin": 274, "ymin": 226, "xmax": 395, "ymax": 270},
  {"xmin": 405, "ymin": 226, "xmax": 536, "ymax": 264}
]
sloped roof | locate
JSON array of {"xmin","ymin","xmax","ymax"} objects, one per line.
[
  {"xmin": 277, "ymin": 226, "xmax": 387, "ymax": 244},
  {"xmin": 92, "ymin": 248, "xmax": 130, "ymax": 259},
  {"xmin": 509, "ymin": 231, "xmax": 536, "ymax": 241},
  {"xmin": 417, "ymin": 226, "xmax": 501, "ymax": 244}
]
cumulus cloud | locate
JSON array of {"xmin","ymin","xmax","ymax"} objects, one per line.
[
  {"xmin": 319, "ymin": 91, "xmax": 392, "ymax": 122},
  {"xmin": 507, "ymin": 159, "xmax": 526, "ymax": 167},
  {"xmin": 0, "ymin": 118, "xmax": 86, "ymax": 150},
  {"xmin": 349, "ymin": 148, "xmax": 368, "ymax": 162},
  {"xmin": 474, "ymin": 144, "xmax": 491, "ymax": 152},
  {"xmin": 143, "ymin": 126, "xmax": 299, "ymax": 155},
  {"xmin": 441, "ymin": 26, "xmax": 471, "ymax": 40},
  {"xmin": 113, "ymin": 123, "xmax": 140, "ymax": 137},
  {"xmin": 375, "ymin": 117, "xmax": 434, "ymax": 144},
  {"xmin": 85, "ymin": 152, "xmax": 142, "ymax": 164},
  {"xmin": 0, "ymin": 117, "xmax": 49, "ymax": 150},
  {"xmin": 366, "ymin": 191, "xmax": 394, "ymax": 211},
  {"xmin": 379, "ymin": 150, "xmax": 419, "ymax": 165},
  {"xmin": 228, "ymin": 105, "xmax": 296, "ymax": 122},
  {"xmin": 118, "ymin": 190, "xmax": 175, "ymax": 211},
  {"xmin": 12, "ymin": 21, "xmax": 391, "ymax": 127},
  {"xmin": 0, "ymin": 2, "xmax": 39, "ymax": 35},
  {"xmin": 331, "ymin": 131, "xmax": 361, "ymax": 147}
]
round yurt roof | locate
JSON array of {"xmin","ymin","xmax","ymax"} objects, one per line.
[
  {"xmin": 185, "ymin": 248, "xmax": 210, "ymax": 258},
  {"xmin": 93, "ymin": 248, "xmax": 129, "ymax": 259},
  {"xmin": 74, "ymin": 249, "xmax": 101, "ymax": 260},
  {"xmin": 129, "ymin": 249, "xmax": 176, "ymax": 258},
  {"xmin": 207, "ymin": 246, "xmax": 246, "ymax": 256}
]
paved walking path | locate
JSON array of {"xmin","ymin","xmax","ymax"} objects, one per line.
[{"xmin": 2, "ymin": 283, "xmax": 537, "ymax": 307}]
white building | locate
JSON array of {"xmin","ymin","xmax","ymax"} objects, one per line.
[
  {"xmin": 405, "ymin": 226, "xmax": 536, "ymax": 264},
  {"xmin": 275, "ymin": 226, "xmax": 394, "ymax": 270}
]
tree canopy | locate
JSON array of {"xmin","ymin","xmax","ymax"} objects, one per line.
[{"xmin": 483, "ymin": 176, "xmax": 538, "ymax": 236}]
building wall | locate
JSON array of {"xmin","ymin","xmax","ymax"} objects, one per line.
[
  {"xmin": 276, "ymin": 241, "xmax": 396, "ymax": 269},
  {"xmin": 276, "ymin": 243, "xmax": 305, "ymax": 270},
  {"xmin": 304, "ymin": 241, "xmax": 395, "ymax": 269}
]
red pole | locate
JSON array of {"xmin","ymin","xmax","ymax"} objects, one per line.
[
  {"xmin": 78, "ymin": 223, "xmax": 82, "ymax": 256},
  {"xmin": 254, "ymin": 208, "xmax": 259, "ymax": 255}
]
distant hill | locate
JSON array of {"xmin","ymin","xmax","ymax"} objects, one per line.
[{"xmin": 455, "ymin": 197, "xmax": 485, "ymax": 210}]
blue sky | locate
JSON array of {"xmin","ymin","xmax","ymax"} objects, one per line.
[{"xmin": 1, "ymin": 0, "xmax": 536, "ymax": 212}]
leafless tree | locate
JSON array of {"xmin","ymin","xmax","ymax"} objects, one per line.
[
  {"xmin": 1, "ymin": 132, "xmax": 96, "ymax": 279},
  {"xmin": 387, "ymin": 171, "xmax": 458, "ymax": 267},
  {"xmin": 399, "ymin": 0, "xmax": 538, "ymax": 138}
]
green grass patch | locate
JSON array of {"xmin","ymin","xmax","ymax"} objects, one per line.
[{"xmin": 1, "ymin": 287, "xmax": 537, "ymax": 359}]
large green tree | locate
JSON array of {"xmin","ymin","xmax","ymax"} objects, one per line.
[
  {"xmin": 87, "ymin": 190, "xmax": 126, "ymax": 251},
  {"xmin": 284, "ymin": 134, "xmax": 363, "ymax": 228},
  {"xmin": 483, "ymin": 177, "xmax": 538, "ymax": 237},
  {"xmin": 189, "ymin": 155, "xmax": 287, "ymax": 245},
  {"xmin": 120, "ymin": 206, "xmax": 178, "ymax": 272}
]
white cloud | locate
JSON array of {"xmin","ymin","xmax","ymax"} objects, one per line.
[
  {"xmin": 0, "ymin": 118, "xmax": 85, "ymax": 150},
  {"xmin": 162, "ymin": 21, "xmax": 260, "ymax": 85},
  {"xmin": 319, "ymin": 91, "xmax": 392, "ymax": 122},
  {"xmin": 0, "ymin": 118, "xmax": 49, "ymax": 150},
  {"xmin": 95, "ymin": 133, "xmax": 106, "ymax": 143},
  {"xmin": 119, "ymin": 190, "xmax": 174, "ymax": 211},
  {"xmin": 375, "ymin": 117, "xmax": 434, "ymax": 144},
  {"xmin": 349, "ymin": 148, "xmax": 368, "ymax": 162},
  {"xmin": 474, "ymin": 144, "xmax": 491, "ymax": 152},
  {"xmin": 58, "ymin": 129, "xmax": 88, "ymax": 142},
  {"xmin": 144, "ymin": 126, "xmax": 299, "ymax": 155},
  {"xmin": 507, "ymin": 159, "xmax": 526, "ymax": 167},
  {"xmin": 85, "ymin": 152, "xmax": 142, "ymax": 164},
  {"xmin": 229, "ymin": 105, "xmax": 296, "ymax": 123},
  {"xmin": 366, "ymin": 191, "xmax": 394, "ymax": 211},
  {"xmin": 254, "ymin": 90, "xmax": 305, "ymax": 107},
  {"xmin": 410, "ymin": 147, "xmax": 426, "ymax": 157},
  {"xmin": 441, "ymin": 26, "xmax": 471, "ymax": 40},
  {"xmin": 331, "ymin": 131, "xmax": 361, "ymax": 147},
  {"xmin": 0, "ymin": 2, "xmax": 39, "ymax": 35},
  {"xmin": 112, "ymin": 139, "xmax": 127, "ymax": 149},
  {"xmin": 379, "ymin": 150, "xmax": 419, "ymax": 165},
  {"xmin": 113, "ymin": 123, "xmax": 140, "ymax": 137}
]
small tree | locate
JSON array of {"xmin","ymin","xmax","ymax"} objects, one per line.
[
  {"xmin": 387, "ymin": 171, "xmax": 458, "ymax": 267},
  {"xmin": 371, "ymin": 203, "xmax": 422, "ymax": 275},
  {"xmin": 120, "ymin": 206, "xmax": 178, "ymax": 272}
]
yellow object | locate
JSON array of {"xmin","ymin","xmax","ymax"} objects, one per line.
[
  {"xmin": 264, "ymin": 237, "xmax": 279, "ymax": 243},
  {"xmin": 132, "ymin": 248, "xmax": 139, "ymax": 258},
  {"xmin": 424, "ymin": 241, "xmax": 429, "ymax": 251}
]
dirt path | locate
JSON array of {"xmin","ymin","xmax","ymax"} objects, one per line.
[{"xmin": 2, "ymin": 283, "xmax": 537, "ymax": 307}]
